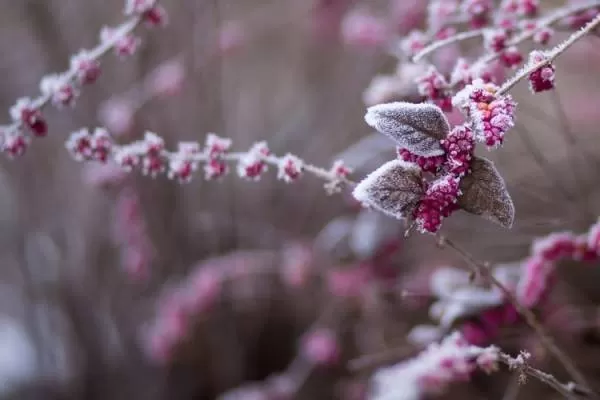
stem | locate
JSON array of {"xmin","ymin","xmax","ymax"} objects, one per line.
[
  {"xmin": 499, "ymin": 353, "xmax": 591, "ymax": 400},
  {"xmin": 412, "ymin": 29, "xmax": 485, "ymax": 63},
  {"xmin": 437, "ymin": 235, "xmax": 594, "ymax": 393},
  {"xmin": 460, "ymin": 0, "xmax": 600, "ymax": 90},
  {"xmin": 1, "ymin": 14, "xmax": 144, "ymax": 136},
  {"xmin": 498, "ymin": 12, "xmax": 600, "ymax": 95}
]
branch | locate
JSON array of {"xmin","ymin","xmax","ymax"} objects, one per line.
[{"xmin": 437, "ymin": 235, "xmax": 594, "ymax": 394}]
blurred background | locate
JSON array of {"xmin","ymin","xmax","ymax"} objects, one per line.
[{"xmin": 1, "ymin": 0, "xmax": 600, "ymax": 399}]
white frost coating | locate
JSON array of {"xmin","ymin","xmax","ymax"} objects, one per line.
[
  {"xmin": 429, "ymin": 266, "xmax": 470, "ymax": 298},
  {"xmin": 352, "ymin": 159, "xmax": 423, "ymax": 220},
  {"xmin": 364, "ymin": 102, "xmax": 448, "ymax": 157},
  {"xmin": 0, "ymin": 318, "xmax": 37, "ymax": 393},
  {"xmin": 407, "ymin": 324, "xmax": 443, "ymax": 346},
  {"xmin": 371, "ymin": 332, "xmax": 498, "ymax": 400}
]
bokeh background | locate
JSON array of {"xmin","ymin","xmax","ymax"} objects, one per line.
[{"xmin": 1, "ymin": 0, "xmax": 600, "ymax": 399}]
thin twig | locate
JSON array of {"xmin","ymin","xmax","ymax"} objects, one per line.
[
  {"xmin": 498, "ymin": 13, "xmax": 600, "ymax": 95},
  {"xmin": 437, "ymin": 235, "xmax": 594, "ymax": 394},
  {"xmin": 412, "ymin": 29, "xmax": 485, "ymax": 63},
  {"xmin": 499, "ymin": 353, "xmax": 591, "ymax": 400}
]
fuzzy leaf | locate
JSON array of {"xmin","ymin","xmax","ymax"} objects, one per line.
[
  {"xmin": 353, "ymin": 159, "xmax": 424, "ymax": 220},
  {"xmin": 458, "ymin": 156, "xmax": 514, "ymax": 228},
  {"xmin": 364, "ymin": 102, "xmax": 450, "ymax": 156}
]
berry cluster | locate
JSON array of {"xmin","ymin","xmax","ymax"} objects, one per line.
[
  {"xmin": 0, "ymin": 0, "xmax": 167, "ymax": 158},
  {"xmin": 65, "ymin": 128, "xmax": 353, "ymax": 192}
]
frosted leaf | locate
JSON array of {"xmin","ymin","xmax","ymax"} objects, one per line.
[
  {"xmin": 458, "ymin": 157, "xmax": 514, "ymax": 228},
  {"xmin": 353, "ymin": 160, "xmax": 424, "ymax": 220},
  {"xmin": 364, "ymin": 102, "xmax": 449, "ymax": 156}
]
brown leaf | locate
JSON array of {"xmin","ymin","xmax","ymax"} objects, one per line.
[
  {"xmin": 458, "ymin": 156, "xmax": 514, "ymax": 228},
  {"xmin": 353, "ymin": 160, "xmax": 424, "ymax": 220},
  {"xmin": 364, "ymin": 102, "xmax": 449, "ymax": 157}
]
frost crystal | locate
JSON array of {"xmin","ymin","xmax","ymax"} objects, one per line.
[
  {"xmin": 365, "ymin": 102, "xmax": 449, "ymax": 156},
  {"xmin": 353, "ymin": 159, "xmax": 424, "ymax": 220}
]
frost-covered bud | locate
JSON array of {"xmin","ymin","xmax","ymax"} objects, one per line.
[
  {"xmin": 277, "ymin": 154, "xmax": 303, "ymax": 183},
  {"xmin": 40, "ymin": 74, "xmax": 78, "ymax": 108},
  {"xmin": 166, "ymin": 142, "xmax": 200, "ymax": 183},
  {"xmin": 142, "ymin": 155, "xmax": 165, "ymax": 177},
  {"xmin": 414, "ymin": 175, "xmax": 461, "ymax": 233},
  {"xmin": 532, "ymin": 232, "xmax": 576, "ymax": 261},
  {"xmin": 124, "ymin": 0, "xmax": 156, "ymax": 14},
  {"xmin": 70, "ymin": 51, "xmax": 101, "ymax": 85},
  {"xmin": 500, "ymin": 46, "xmax": 523, "ymax": 68},
  {"xmin": 204, "ymin": 159, "xmax": 228, "ymax": 180},
  {"xmin": 114, "ymin": 145, "xmax": 141, "ymax": 171},
  {"xmin": 450, "ymin": 58, "xmax": 473, "ymax": 86},
  {"xmin": 587, "ymin": 220, "xmax": 600, "ymax": 254},
  {"xmin": 301, "ymin": 329, "xmax": 340, "ymax": 366},
  {"xmin": 139, "ymin": 132, "xmax": 166, "ymax": 176},
  {"xmin": 453, "ymin": 79, "xmax": 516, "ymax": 148},
  {"xmin": 142, "ymin": 5, "xmax": 168, "ymax": 27},
  {"xmin": 168, "ymin": 157, "xmax": 194, "ymax": 183},
  {"xmin": 100, "ymin": 26, "xmax": 141, "ymax": 58},
  {"xmin": 416, "ymin": 66, "xmax": 452, "ymax": 111},
  {"xmin": 340, "ymin": 11, "xmax": 389, "ymax": 48},
  {"xmin": 9, "ymin": 98, "xmax": 47, "ymax": 137},
  {"xmin": 516, "ymin": 255, "xmax": 553, "ymax": 307},
  {"xmin": 533, "ymin": 27, "xmax": 553, "ymax": 45},
  {"xmin": 483, "ymin": 29, "xmax": 508, "ymax": 53},
  {"xmin": 237, "ymin": 141, "xmax": 270, "ymax": 180},
  {"xmin": 329, "ymin": 159, "xmax": 351, "ymax": 179},
  {"xmin": 440, "ymin": 124, "xmax": 474, "ymax": 176},
  {"xmin": 204, "ymin": 133, "xmax": 231, "ymax": 158},
  {"xmin": 461, "ymin": 0, "xmax": 493, "ymax": 28},
  {"xmin": 527, "ymin": 51, "xmax": 555, "ymax": 93},
  {"xmin": 142, "ymin": 131, "xmax": 165, "ymax": 155},
  {"xmin": 90, "ymin": 128, "xmax": 113, "ymax": 162},
  {"xmin": 475, "ymin": 347, "xmax": 499, "ymax": 373},
  {"xmin": 397, "ymin": 148, "xmax": 445, "ymax": 173},
  {"xmin": 572, "ymin": 235, "xmax": 598, "ymax": 262},
  {"xmin": 2, "ymin": 132, "xmax": 29, "ymax": 157},
  {"xmin": 125, "ymin": 0, "xmax": 168, "ymax": 26},
  {"xmin": 400, "ymin": 30, "xmax": 428, "ymax": 58},
  {"xmin": 66, "ymin": 128, "xmax": 93, "ymax": 161}
]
